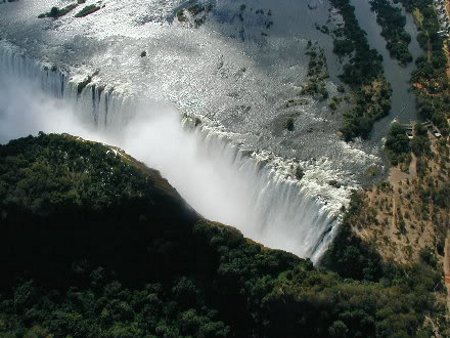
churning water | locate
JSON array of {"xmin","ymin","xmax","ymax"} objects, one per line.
[{"xmin": 0, "ymin": 0, "xmax": 399, "ymax": 262}]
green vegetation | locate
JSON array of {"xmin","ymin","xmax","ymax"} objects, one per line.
[
  {"xmin": 323, "ymin": 192, "xmax": 382, "ymax": 281},
  {"xmin": 411, "ymin": 147, "xmax": 449, "ymax": 250},
  {"xmin": 385, "ymin": 122, "xmax": 433, "ymax": 166},
  {"xmin": 330, "ymin": 0, "xmax": 384, "ymax": 84},
  {"xmin": 330, "ymin": 0, "xmax": 393, "ymax": 140},
  {"xmin": 385, "ymin": 122, "xmax": 411, "ymax": 165},
  {"xmin": 0, "ymin": 133, "xmax": 447, "ymax": 337},
  {"xmin": 177, "ymin": 9, "xmax": 187, "ymax": 22},
  {"xmin": 176, "ymin": 3, "xmax": 213, "ymax": 28},
  {"xmin": 328, "ymin": 96, "xmax": 344, "ymax": 111},
  {"xmin": 410, "ymin": 123, "xmax": 431, "ymax": 157},
  {"xmin": 300, "ymin": 44, "xmax": 329, "ymax": 100},
  {"xmin": 323, "ymin": 191, "xmax": 448, "ymax": 335},
  {"xmin": 75, "ymin": 4, "xmax": 100, "ymax": 18},
  {"xmin": 341, "ymin": 79, "xmax": 392, "ymax": 140},
  {"xmin": 396, "ymin": 0, "xmax": 449, "ymax": 135},
  {"xmin": 284, "ymin": 116, "xmax": 295, "ymax": 131},
  {"xmin": 416, "ymin": 94, "xmax": 450, "ymax": 135},
  {"xmin": 370, "ymin": 0, "xmax": 413, "ymax": 65},
  {"xmin": 38, "ymin": 3, "xmax": 78, "ymax": 19},
  {"xmin": 408, "ymin": 0, "xmax": 448, "ymax": 88}
]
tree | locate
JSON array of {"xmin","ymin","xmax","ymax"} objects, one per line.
[
  {"xmin": 329, "ymin": 320, "xmax": 349, "ymax": 337},
  {"xmin": 49, "ymin": 7, "xmax": 60, "ymax": 17},
  {"xmin": 385, "ymin": 123, "xmax": 410, "ymax": 164}
]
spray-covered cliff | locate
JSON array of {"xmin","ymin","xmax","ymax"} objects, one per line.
[
  {"xmin": 0, "ymin": 40, "xmax": 340, "ymax": 262},
  {"xmin": 0, "ymin": 0, "xmax": 391, "ymax": 260}
]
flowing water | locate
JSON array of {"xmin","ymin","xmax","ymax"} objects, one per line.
[
  {"xmin": 0, "ymin": 42, "xmax": 340, "ymax": 262},
  {"xmin": 350, "ymin": 0, "xmax": 421, "ymax": 140},
  {"xmin": 0, "ymin": 0, "xmax": 417, "ymax": 261}
]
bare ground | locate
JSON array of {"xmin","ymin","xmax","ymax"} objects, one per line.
[{"xmin": 360, "ymin": 135, "xmax": 449, "ymax": 259}]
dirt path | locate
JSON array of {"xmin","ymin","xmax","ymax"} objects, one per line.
[{"xmin": 444, "ymin": 232, "xmax": 450, "ymax": 312}]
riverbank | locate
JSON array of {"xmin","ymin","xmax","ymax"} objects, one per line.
[{"xmin": 328, "ymin": 0, "xmax": 450, "ymax": 331}]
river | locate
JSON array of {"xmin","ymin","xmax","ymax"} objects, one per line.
[{"xmin": 350, "ymin": 0, "xmax": 422, "ymax": 141}]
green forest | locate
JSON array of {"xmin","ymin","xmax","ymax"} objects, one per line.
[
  {"xmin": 397, "ymin": 0, "xmax": 449, "ymax": 135},
  {"xmin": 0, "ymin": 133, "xmax": 446, "ymax": 337}
]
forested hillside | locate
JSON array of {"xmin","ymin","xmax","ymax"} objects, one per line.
[{"xmin": 0, "ymin": 133, "xmax": 445, "ymax": 337}]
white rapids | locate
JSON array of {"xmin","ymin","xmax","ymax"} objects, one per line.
[{"xmin": 0, "ymin": 0, "xmax": 384, "ymax": 262}]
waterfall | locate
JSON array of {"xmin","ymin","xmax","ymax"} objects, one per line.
[{"xmin": 0, "ymin": 40, "xmax": 341, "ymax": 263}]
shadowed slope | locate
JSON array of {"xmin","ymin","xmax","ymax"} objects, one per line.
[{"xmin": 0, "ymin": 133, "xmax": 444, "ymax": 337}]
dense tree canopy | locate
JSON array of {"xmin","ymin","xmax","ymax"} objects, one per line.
[
  {"xmin": 370, "ymin": 0, "xmax": 413, "ymax": 65},
  {"xmin": 385, "ymin": 122, "xmax": 411, "ymax": 165},
  {"xmin": 0, "ymin": 134, "xmax": 445, "ymax": 337}
]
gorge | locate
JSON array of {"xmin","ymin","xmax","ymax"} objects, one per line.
[
  {"xmin": 0, "ymin": 0, "xmax": 425, "ymax": 261},
  {"xmin": 1, "ymin": 0, "xmax": 449, "ymax": 336}
]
